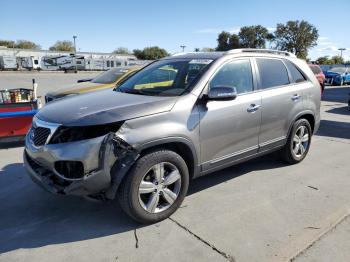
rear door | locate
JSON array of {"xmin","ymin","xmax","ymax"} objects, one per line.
[{"xmin": 255, "ymin": 58, "xmax": 308, "ymax": 151}]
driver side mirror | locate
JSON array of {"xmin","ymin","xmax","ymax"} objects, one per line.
[{"xmin": 207, "ymin": 86, "xmax": 237, "ymax": 101}]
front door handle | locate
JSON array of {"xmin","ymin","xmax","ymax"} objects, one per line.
[
  {"xmin": 247, "ymin": 104, "xmax": 261, "ymax": 113},
  {"xmin": 291, "ymin": 94, "xmax": 301, "ymax": 101}
]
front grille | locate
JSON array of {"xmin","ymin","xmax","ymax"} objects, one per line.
[{"xmin": 32, "ymin": 127, "xmax": 51, "ymax": 146}]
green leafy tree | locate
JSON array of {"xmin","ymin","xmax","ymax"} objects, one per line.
[
  {"xmin": 113, "ymin": 47, "xmax": 130, "ymax": 54},
  {"xmin": 331, "ymin": 55, "xmax": 344, "ymax": 64},
  {"xmin": 229, "ymin": 34, "xmax": 240, "ymax": 49},
  {"xmin": 0, "ymin": 40, "xmax": 16, "ymax": 48},
  {"xmin": 238, "ymin": 25, "xmax": 270, "ymax": 48},
  {"xmin": 49, "ymin": 40, "xmax": 75, "ymax": 52},
  {"xmin": 133, "ymin": 46, "xmax": 169, "ymax": 60},
  {"xmin": 133, "ymin": 49, "xmax": 144, "ymax": 59},
  {"xmin": 273, "ymin": 20, "xmax": 318, "ymax": 59},
  {"xmin": 316, "ymin": 56, "xmax": 331, "ymax": 65},
  {"xmin": 16, "ymin": 40, "xmax": 40, "ymax": 49},
  {"xmin": 0, "ymin": 39, "xmax": 40, "ymax": 49},
  {"xmin": 216, "ymin": 31, "xmax": 232, "ymax": 51},
  {"xmin": 201, "ymin": 47, "xmax": 215, "ymax": 52}
]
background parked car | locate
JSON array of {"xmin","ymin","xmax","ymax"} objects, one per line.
[
  {"xmin": 45, "ymin": 66, "xmax": 141, "ymax": 103},
  {"xmin": 309, "ymin": 64, "xmax": 325, "ymax": 92},
  {"xmin": 324, "ymin": 67, "xmax": 350, "ymax": 86}
]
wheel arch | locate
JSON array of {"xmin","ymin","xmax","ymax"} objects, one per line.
[
  {"xmin": 287, "ymin": 111, "xmax": 315, "ymax": 138},
  {"xmin": 137, "ymin": 137, "xmax": 199, "ymax": 180}
]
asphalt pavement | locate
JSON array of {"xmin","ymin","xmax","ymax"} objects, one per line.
[{"xmin": 0, "ymin": 72, "xmax": 349, "ymax": 262}]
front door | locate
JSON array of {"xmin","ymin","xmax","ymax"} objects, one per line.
[{"xmin": 199, "ymin": 59, "xmax": 262, "ymax": 172}]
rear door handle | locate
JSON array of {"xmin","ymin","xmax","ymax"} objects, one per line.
[
  {"xmin": 247, "ymin": 104, "xmax": 261, "ymax": 113},
  {"xmin": 291, "ymin": 94, "xmax": 301, "ymax": 101}
]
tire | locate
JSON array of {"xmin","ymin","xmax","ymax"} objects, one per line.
[
  {"xmin": 118, "ymin": 149, "xmax": 189, "ymax": 224},
  {"xmin": 280, "ymin": 119, "xmax": 312, "ymax": 164}
]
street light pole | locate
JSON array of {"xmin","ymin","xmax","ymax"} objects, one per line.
[
  {"xmin": 73, "ymin": 35, "xmax": 77, "ymax": 54},
  {"xmin": 180, "ymin": 45, "xmax": 186, "ymax": 53},
  {"xmin": 338, "ymin": 48, "xmax": 346, "ymax": 61},
  {"xmin": 73, "ymin": 35, "xmax": 77, "ymax": 73}
]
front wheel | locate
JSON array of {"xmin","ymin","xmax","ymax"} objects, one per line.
[
  {"xmin": 280, "ymin": 119, "xmax": 312, "ymax": 164},
  {"xmin": 118, "ymin": 150, "xmax": 189, "ymax": 224}
]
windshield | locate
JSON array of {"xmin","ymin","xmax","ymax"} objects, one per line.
[
  {"xmin": 91, "ymin": 68, "xmax": 131, "ymax": 84},
  {"xmin": 329, "ymin": 67, "xmax": 346, "ymax": 74},
  {"xmin": 117, "ymin": 59, "xmax": 213, "ymax": 96}
]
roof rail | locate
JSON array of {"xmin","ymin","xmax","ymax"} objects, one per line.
[{"xmin": 227, "ymin": 48, "xmax": 296, "ymax": 58}]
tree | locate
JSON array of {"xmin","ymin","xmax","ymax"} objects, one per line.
[
  {"xmin": 0, "ymin": 40, "xmax": 15, "ymax": 48},
  {"xmin": 331, "ymin": 55, "xmax": 344, "ymax": 64},
  {"xmin": 113, "ymin": 47, "xmax": 130, "ymax": 54},
  {"xmin": 0, "ymin": 39, "xmax": 40, "ymax": 49},
  {"xmin": 229, "ymin": 34, "xmax": 240, "ymax": 49},
  {"xmin": 216, "ymin": 31, "xmax": 231, "ymax": 51},
  {"xmin": 273, "ymin": 20, "xmax": 319, "ymax": 59},
  {"xmin": 16, "ymin": 40, "xmax": 40, "ymax": 49},
  {"xmin": 201, "ymin": 47, "xmax": 215, "ymax": 52},
  {"xmin": 238, "ymin": 25, "xmax": 269, "ymax": 48},
  {"xmin": 133, "ymin": 46, "xmax": 169, "ymax": 60},
  {"xmin": 316, "ymin": 56, "xmax": 331, "ymax": 65},
  {"xmin": 194, "ymin": 48, "xmax": 200, "ymax": 52},
  {"xmin": 49, "ymin": 40, "xmax": 75, "ymax": 52},
  {"xmin": 133, "ymin": 49, "xmax": 144, "ymax": 59}
]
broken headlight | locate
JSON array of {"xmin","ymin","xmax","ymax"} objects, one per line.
[{"xmin": 49, "ymin": 122, "xmax": 124, "ymax": 144}]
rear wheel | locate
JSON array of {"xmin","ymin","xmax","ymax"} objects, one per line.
[
  {"xmin": 118, "ymin": 149, "xmax": 189, "ymax": 224},
  {"xmin": 280, "ymin": 119, "xmax": 312, "ymax": 164}
]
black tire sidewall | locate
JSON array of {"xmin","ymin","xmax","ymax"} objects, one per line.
[
  {"xmin": 288, "ymin": 119, "xmax": 312, "ymax": 162},
  {"xmin": 121, "ymin": 150, "xmax": 189, "ymax": 224}
]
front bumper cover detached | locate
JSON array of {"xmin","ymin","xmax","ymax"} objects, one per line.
[{"xmin": 24, "ymin": 133, "xmax": 139, "ymax": 200}]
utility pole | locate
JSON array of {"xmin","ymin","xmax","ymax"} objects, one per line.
[
  {"xmin": 73, "ymin": 35, "xmax": 78, "ymax": 73},
  {"xmin": 338, "ymin": 48, "xmax": 346, "ymax": 61},
  {"xmin": 73, "ymin": 35, "xmax": 77, "ymax": 53},
  {"xmin": 180, "ymin": 45, "xmax": 186, "ymax": 53}
]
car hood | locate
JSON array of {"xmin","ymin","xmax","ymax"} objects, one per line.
[
  {"xmin": 37, "ymin": 89, "xmax": 178, "ymax": 126},
  {"xmin": 325, "ymin": 71, "xmax": 342, "ymax": 77},
  {"xmin": 46, "ymin": 81, "xmax": 109, "ymax": 98}
]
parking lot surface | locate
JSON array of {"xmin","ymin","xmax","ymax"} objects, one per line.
[{"xmin": 0, "ymin": 73, "xmax": 349, "ymax": 262}]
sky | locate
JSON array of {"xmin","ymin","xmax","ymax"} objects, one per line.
[{"xmin": 1, "ymin": 0, "xmax": 349, "ymax": 60}]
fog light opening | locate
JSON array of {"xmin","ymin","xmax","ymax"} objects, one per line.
[{"xmin": 55, "ymin": 161, "xmax": 84, "ymax": 179}]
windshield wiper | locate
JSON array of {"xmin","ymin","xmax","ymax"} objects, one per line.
[{"xmin": 117, "ymin": 88, "xmax": 157, "ymax": 96}]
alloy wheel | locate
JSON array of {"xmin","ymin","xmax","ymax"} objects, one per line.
[
  {"xmin": 292, "ymin": 125, "xmax": 310, "ymax": 158},
  {"xmin": 138, "ymin": 162, "xmax": 181, "ymax": 213}
]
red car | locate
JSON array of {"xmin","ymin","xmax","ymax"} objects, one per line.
[{"xmin": 309, "ymin": 64, "xmax": 325, "ymax": 93}]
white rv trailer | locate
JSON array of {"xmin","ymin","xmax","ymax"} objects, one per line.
[
  {"xmin": 84, "ymin": 58, "xmax": 105, "ymax": 70},
  {"xmin": 17, "ymin": 56, "xmax": 41, "ymax": 70},
  {"xmin": 40, "ymin": 55, "xmax": 74, "ymax": 71},
  {"xmin": 0, "ymin": 56, "xmax": 17, "ymax": 70},
  {"xmin": 58, "ymin": 55, "xmax": 86, "ymax": 71}
]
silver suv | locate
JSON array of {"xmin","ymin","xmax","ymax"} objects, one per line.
[{"xmin": 24, "ymin": 49, "xmax": 321, "ymax": 224}]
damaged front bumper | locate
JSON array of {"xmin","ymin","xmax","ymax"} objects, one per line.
[{"xmin": 24, "ymin": 132, "xmax": 139, "ymax": 199}]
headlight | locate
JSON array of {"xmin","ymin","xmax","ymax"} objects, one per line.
[{"xmin": 49, "ymin": 122, "xmax": 124, "ymax": 144}]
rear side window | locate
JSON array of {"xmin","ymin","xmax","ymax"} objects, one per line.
[
  {"xmin": 284, "ymin": 60, "xmax": 306, "ymax": 83},
  {"xmin": 256, "ymin": 58, "xmax": 289, "ymax": 89}
]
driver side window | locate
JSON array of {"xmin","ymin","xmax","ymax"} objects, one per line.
[{"xmin": 210, "ymin": 59, "xmax": 253, "ymax": 94}]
